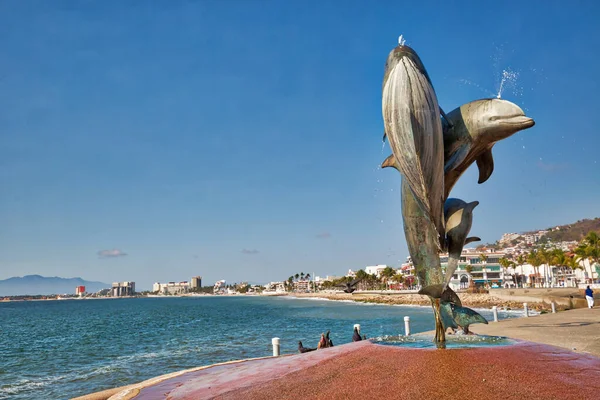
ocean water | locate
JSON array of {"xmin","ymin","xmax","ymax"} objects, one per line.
[{"xmin": 0, "ymin": 296, "xmax": 524, "ymax": 400}]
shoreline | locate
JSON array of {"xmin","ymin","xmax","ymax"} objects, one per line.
[{"xmin": 280, "ymin": 291, "xmax": 555, "ymax": 312}]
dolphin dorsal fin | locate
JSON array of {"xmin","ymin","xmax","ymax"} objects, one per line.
[
  {"xmin": 465, "ymin": 236, "xmax": 481, "ymax": 245},
  {"xmin": 476, "ymin": 148, "xmax": 494, "ymax": 184},
  {"xmin": 381, "ymin": 154, "xmax": 399, "ymax": 171}
]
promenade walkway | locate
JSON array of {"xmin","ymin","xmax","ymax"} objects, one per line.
[{"xmin": 471, "ymin": 306, "xmax": 600, "ymax": 356}]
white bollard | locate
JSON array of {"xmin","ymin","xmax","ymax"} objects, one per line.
[
  {"xmin": 551, "ymin": 302, "xmax": 556, "ymax": 314},
  {"xmin": 492, "ymin": 306, "xmax": 498, "ymax": 322},
  {"xmin": 404, "ymin": 316, "xmax": 411, "ymax": 336},
  {"xmin": 524, "ymin": 303, "xmax": 529, "ymax": 317},
  {"xmin": 272, "ymin": 337, "xmax": 280, "ymax": 356}
]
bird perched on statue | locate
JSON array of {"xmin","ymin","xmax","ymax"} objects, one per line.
[{"xmin": 298, "ymin": 341, "xmax": 316, "ymax": 353}]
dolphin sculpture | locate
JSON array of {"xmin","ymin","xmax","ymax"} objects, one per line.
[
  {"xmin": 381, "ymin": 43, "xmax": 446, "ymax": 249},
  {"xmin": 443, "ymin": 198, "xmax": 481, "ymax": 287},
  {"xmin": 381, "ymin": 155, "xmax": 447, "ymax": 344},
  {"xmin": 440, "ymin": 302, "xmax": 488, "ymax": 334},
  {"xmin": 442, "ymin": 98, "xmax": 535, "ymax": 199}
]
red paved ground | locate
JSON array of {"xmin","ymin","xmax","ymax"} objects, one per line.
[{"xmin": 132, "ymin": 341, "xmax": 600, "ymax": 400}]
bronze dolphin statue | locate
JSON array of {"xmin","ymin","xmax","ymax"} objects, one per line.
[
  {"xmin": 443, "ymin": 198, "xmax": 480, "ymax": 287},
  {"xmin": 440, "ymin": 302, "xmax": 488, "ymax": 333},
  {"xmin": 382, "ymin": 155, "xmax": 447, "ymax": 344},
  {"xmin": 381, "ymin": 43, "xmax": 446, "ymax": 249},
  {"xmin": 442, "ymin": 98, "xmax": 535, "ymax": 199}
]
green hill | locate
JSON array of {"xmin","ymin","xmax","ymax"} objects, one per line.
[{"xmin": 528, "ymin": 218, "xmax": 600, "ymax": 243}]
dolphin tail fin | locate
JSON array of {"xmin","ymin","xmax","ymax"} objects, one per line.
[
  {"xmin": 454, "ymin": 305, "xmax": 489, "ymax": 326},
  {"xmin": 465, "ymin": 236, "xmax": 481, "ymax": 245},
  {"xmin": 476, "ymin": 149, "xmax": 494, "ymax": 184},
  {"xmin": 418, "ymin": 284, "xmax": 444, "ymax": 299},
  {"xmin": 440, "ymin": 302, "xmax": 458, "ymax": 330}
]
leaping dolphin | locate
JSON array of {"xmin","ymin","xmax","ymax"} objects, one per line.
[
  {"xmin": 442, "ymin": 98, "xmax": 535, "ymax": 199},
  {"xmin": 443, "ymin": 198, "xmax": 480, "ymax": 288},
  {"xmin": 381, "ymin": 43, "xmax": 446, "ymax": 249}
]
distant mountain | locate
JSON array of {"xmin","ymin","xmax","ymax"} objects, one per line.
[
  {"xmin": 0, "ymin": 275, "xmax": 110, "ymax": 296},
  {"xmin": 526, "ymin": 218, "xmax": 600, "ymax": 243}
]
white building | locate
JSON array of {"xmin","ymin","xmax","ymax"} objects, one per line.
[
  {"xmin": 153, "ymin": 281, "xmax": 190, "ymax": 295},
  {"xmin": 365, "ymin": 265, "xmax": 389, "ymax": 277},
  {"xmin": 213, "ymin": 280, "xmax": 227, "ymax": 294}
]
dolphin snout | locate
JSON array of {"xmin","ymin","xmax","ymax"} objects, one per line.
[{"xmin": 500, "ymin": 115, "xmax": 535, "ymax": 128}]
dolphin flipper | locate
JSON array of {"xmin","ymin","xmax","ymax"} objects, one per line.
[
  {"xmin": 382, "ymin": 154, "xmax": 399, "ymax": 170},
  {"xmin": 465, "ymin": 236, "xmax": 481, "ymax": 245},
  {"xmin": 445, "ymin": 144, "xmax": 470, "ymax": 174},
  {"xmin": 476, "ymin": 149, "xmax": 495, "ymax": 184}
]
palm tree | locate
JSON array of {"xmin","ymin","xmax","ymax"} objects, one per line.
[
  {"xmin": 583, "ymin": 231, "xmax": 600, "ymax": 281},
  {"xmin": 551, "ymin": 249, "xmax": 568, "ymax": 285},
  {"xmin": 305, "ymin": 273, "xmax": 311, "ymax": 280},
  {"xmin": 537, "ymin": 247, "xmax": 552, "ymax": 287},
  {"xmin": 574, "ymin": 244, "xmax": 592, "ymax": 283},
  {"xmin": 516, "ymin": 254, "xmax": 526, "ymax": 287},
  {"xmin": 565, "ymin": 255, "xmax": 582, "ymax": 287},
  {"xmin": 528, "ymin": 250, "xmax": 542, "ymax": 287},
  {"xmin": 499, "ymin": 257, "xmax": 511, "ymax": 287},
  {"xmin": 300, "ymin": 272, "xmax": 305, "ymax": 281},
  {"xmin": 294, "ymin": 273, "xmax": 299, "ymax": 281}
]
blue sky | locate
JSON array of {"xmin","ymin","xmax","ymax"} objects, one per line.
[{"xmin": 1, "ymin": 1, "xmax": 599, "ymax": 290}]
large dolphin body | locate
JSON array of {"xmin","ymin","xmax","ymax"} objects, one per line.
[
  {"xmin": 442, "ymin": 99, "xmax": 535, "ymax": 199},
  {"xmin": 381, "ymin": 44, "xmax": 446, "ymax": 249}
]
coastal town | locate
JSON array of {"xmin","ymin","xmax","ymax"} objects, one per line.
[{"xmin": 3, "ymin": 221, "xmax": 598, "ymax": 303}]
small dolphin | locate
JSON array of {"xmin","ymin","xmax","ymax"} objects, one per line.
[
  {"xmin": 381, "ymin": 44, "xmax": 446, "ymax": 247},
  {"xmin": 443, "ymin": 98, "xmax": 535, "ymax": 199},
  {"xmin": 443, "ymin": 198, "xmax": 481, "ymax": 287},
  {"xmin": 298, "ymin": 341, "xmax": 316, "ymax": 353},
  {"xmin": 352, "ymin": 326, "xmax": 362, "ymax": 342},
  {"xmin": 440, "ymin": 302, "xmax": 488, "ymax": 333}
]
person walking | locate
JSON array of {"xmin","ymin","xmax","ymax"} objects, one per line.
[{"xmin": 585, "ymin": 285, "xmax": 594, "ymax": 309}]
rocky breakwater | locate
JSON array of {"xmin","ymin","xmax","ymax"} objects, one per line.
[{"xmin": 292, "ymin": 292, "xmax": 556, "ymax": 312}]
